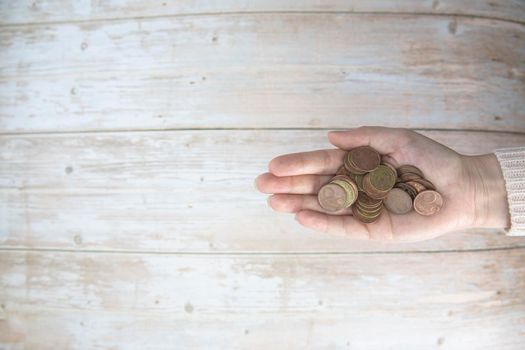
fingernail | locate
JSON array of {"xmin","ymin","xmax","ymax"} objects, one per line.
[
  {"xmin": 253, "ymin": 176, "xmax": 259, "ymax": 190},
  {"xmin": 266, "ymin": 196, "xmax": 272, "ymax": 207}
]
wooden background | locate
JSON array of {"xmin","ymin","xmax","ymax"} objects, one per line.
[{"xmin": 1, "ymin": 1, "xmax": 525, "ymax": 349}]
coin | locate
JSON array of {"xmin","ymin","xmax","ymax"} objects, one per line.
[
  {"xmin": 413, "ymin": 190, "xmax": 443, "ymax": 216},
  {"xmin": 353, "ymin": 189, "xmax": 384, "ymax": 223},
  {"xmin": 331, "ymin": 179, "xmax": 358, "ymax": 207},
  {"xmin": 370, "ymin": 165, "xmax": 396, "ymax": 191},
  {"xmin": 384, "ymin": 188, "xmax": 413, "ymax": 214},
  {"xmin": 318, "ymin": 183, "xmax": 348, "ymax": 212},
  {"xmin": 315, "ymin": 147, "xmax": 442, "ymax": 222},
  {"xmin": 356, "ymin": 202, "xmax": 383, "ymax": 215},
  {"xmin": 331, "ymin": 175, "xmax": 358, "ymax": 193},
  {"xmin": 356, "ymin": 191, "xmax": 383, "ymax": 208},
  {"xmin": 381, "ymin": 160, "xmax": 398, "ymax": 178},
  {"xmin": 322, "ymin": 175, "xmax": 358, "ymax": 208},
  {"xmin": 347, "ymin": 146, "xmax": 380, "ymax": 173},
  {"xmin": 395, "ymin": 182, "xmax": 418, "ymax": 199},
  {"xmin": 355, "ymin": 174, "xmax": 364, "ymax": 191},
  {"xmin": 344, "ymin": 171, "xmax": 357, "ymax": 182},
  {"xmin": 397, "ymin": 165, "xmax": 424, "ymax": 178},
  {"xmin": 399, "ymin": 172, "xmax": 421, "ymax": 182},
  {"xmin": 363, "ymin": 174, "xmax": 389, "ymax": 199},
  {"xmin": 411, "ymin": 178, "xmax": 436, "ymax": 191},
  {"xmin": 352, "ymin": 204, "xmax": 382, "ymax": 223},
  {"xmin": 343, "ymin": 153, "xmax": 362, "ymax": 174},
  {"xmin": 405, "ymin": 180, "xmax": 426, "ymax": 193}
]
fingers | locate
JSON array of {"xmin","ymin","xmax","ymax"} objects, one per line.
[
  {"xmin": 267, "ymin": 194, "xmax": 353, "ymax": 215},
  {"xmin": 268, "ymin": 149, "xmax": 346, "ymax": 176},
  {"xmin": 255, "ymin": 172, "xmax": 332, "ymax": 194},
  {"xmin": 328, "ymin": 126, "xmax": 416, "ymax": 155},
  {"xmin": 295, "ymin": 210, "xmax": 372, "ymax": 240}
]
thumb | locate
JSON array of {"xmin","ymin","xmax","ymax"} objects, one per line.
[{"xmin": 328, "ymin": 126, "xmax": 411, "ymax": 155}]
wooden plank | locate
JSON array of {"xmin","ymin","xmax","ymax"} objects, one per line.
[
  {"xmin": 0, "ymin": 250, "xmax": 524, "ymax": 349},
  {"xmin": 1, "ymin": 129, "xmax": 525, "ymax": 252},
  {"xmin": 1, "ymin": 14, "xmax": 524, "ymax": 133},
  {"xmin": 1, "ymin": 0, "xmax": 524, "ymax": 25}
]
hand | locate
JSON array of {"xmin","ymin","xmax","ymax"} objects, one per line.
[{"xmin": 255, "ymin": 127, "xmax": 510, "ymax": 242}]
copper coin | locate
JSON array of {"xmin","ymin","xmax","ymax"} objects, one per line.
[
  {"xmin": 318, "ymin": 183, "xmax": 348, "ymax": 212},
  {"xmin": 331, "ymin": 179, "xmax": 358, "ymax": 207},
  {"xmin": 381, "ymin": 161, "xmax": 398, "ymax": 178},
  {"xmin": 384, "ymin": 188, "xmax": 413, "ymax": 214},
  {"xmin": 356, "ymin": 203, "xmax": 383, "ymax": 215},
  {"xmin": 352, "ymin": 205, "xmax": 382, "ymax": 223},
  {"xmin": 355, "ymin": 174, "xmax": 364, "ymax": 191},
  {"xmin": 368, "ymin": 165, "xmax": 396, "ymax": 192},
  {"xmin": 405, "ymin": 180, "xmax": 426, "ymax": 193},
  {"xmin": 356, "ymin": 200, "xmax": 383, "ymax": 211},
  {"xmin": 327, "ymin": 176, "xmax": 358, "ymax": 207},
  {"xmin": 412, "ymin": 178, "xmax": 436, "ymax": 191},
  {"xmin": 397, "ymin": 165, "xmax": 424, "ymax": 178},
  {"xmin": 344, "ymin": 153, "xmax": 366, "ymax": 175},
  {"xmin": 331, "ymin": 174, "xmax": 351, "ymax": 182},
  {"xmin": 362, "ymin": 174, "xmax": 389, "ymax": 199},
  {"xmin": 414, "ymin": 190, "xmax": 443, "ymax": 216},
  {"xmin": 356, "ymin": 191, "xmax": 383, "ymax": 207},
  {"xmin": 395, "ymin": 183, "xmax": 418, "ymax": 199},
  {"xmin": 399, "ymin": 172, "xmax": 421, "ymax": 182},
  {"xmin": 348, "ymin": 146, "xmax": 380, "ymax": 173},
  {"xmin": 344, "ymin": 160, "xmax": 366, "ymax": 175},
  {"xmin": 343, "ymin": 171, "xmax": 357, "ymax": 182},
  {"xmin": 331, "ymin": 175, "xmax": 358, "ymax": 194}
]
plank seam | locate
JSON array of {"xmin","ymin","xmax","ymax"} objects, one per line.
[
  {"xmin": 1, "ymin": 127, "xmax": 525, "ymax": 138},
  {"xmin": 0, "ymin": 245, "xmax": 524, "ymax": 255},
  {"xmin": 0, "ymin": 10, "xmax": 524, "ymax": 28}
]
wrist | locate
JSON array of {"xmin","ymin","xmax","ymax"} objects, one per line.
[{"xmin": 463, "ymin": 153, "xmax": 510, "ymax": 229}]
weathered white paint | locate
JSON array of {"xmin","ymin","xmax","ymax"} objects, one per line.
[
  {"xmin": 0, "ymin": 250, "xmax": 524, "ymax": 349},
  {"xmin": 1, "ymin": 0, "xmax": 524, "ymax": 25},
  {"xmin": 1, "ymin": 130, "xmax": 524, "ymax": 253},
  {"xmin": 1, "ymin": 14, "xmax": 524, "ymax": 133}
]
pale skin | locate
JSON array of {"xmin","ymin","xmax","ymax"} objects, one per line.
[{"xmin": 255, "ymin": 127, "xmax": 510, "ymax": 242}]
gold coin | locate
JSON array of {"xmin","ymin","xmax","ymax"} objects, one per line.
[
  {"xmin": 318, "ymin": 183, "xmax": 348, "ymax": 212},
  {"xmin": 331, "ymin": 179, "xmax": 357, "ymax": 207},
  {"xmin": 368, "ymin": 165, "xmax": 396, "ymax": 192}
]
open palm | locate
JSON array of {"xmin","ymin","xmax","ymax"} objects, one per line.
[{"xmin": 256, "ymin": 127, "xmax": 488, "ymax": 242}]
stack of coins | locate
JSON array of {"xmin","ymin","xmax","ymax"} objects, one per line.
[
  {"xmin": 351, "ymin": 191, "xmax": 384, "ymax": 223},
  {"xmin": 317, "ymin": 175, "xmax": 358, "ymax": 212},
  {"xmin": 317, "ymin": 146, "xmax": 444, "ymax": 222},
  {"xmin": 319, "ymin": 146, "xmax": 395, "ymax": 222},
  {"xmin": 385, "ymin": 165, "xmax": 444, "ymax": 216},
  {"xmin": 343, "ymin": 146, "xmax": 380, "ymax": 174}
]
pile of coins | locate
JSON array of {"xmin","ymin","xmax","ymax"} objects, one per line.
[
  {"xmin": 317, "ymin": 146, "xmax": 444, "ymax": 223},
  {"xmin": 386, "ymin": 165, "xmax": 443, "ymax": 216}
]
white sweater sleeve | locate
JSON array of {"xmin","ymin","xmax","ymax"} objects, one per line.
[{"xmin": 493, "ymin": 147, "xmax": 525, "ymax": 236}]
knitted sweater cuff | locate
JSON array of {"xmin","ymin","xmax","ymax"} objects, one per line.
[{"xmin": 493, "ymin": 147, "xmax": 525, "ymax": 236}]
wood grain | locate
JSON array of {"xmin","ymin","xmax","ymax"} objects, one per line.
[
  {"xmin": 1, "ymin": 14, "xmax": 524, "ymax": 133},
  {"xmin": 1, "ymin": 129, "xmax": 525, "ymax": 253},
  {"xmin": 2, "ymin": 2, "xmax": 525, "ymax": 348},
  {"xmin": 1, "ymin": 249, "xmax": 524, "ymax": 349},
  {"xmin": 1, "ymin": 0, "xmax": 524, "ymax": 25}
]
